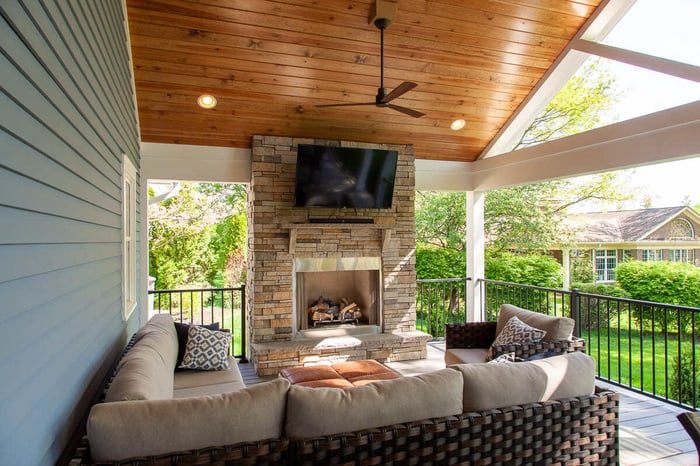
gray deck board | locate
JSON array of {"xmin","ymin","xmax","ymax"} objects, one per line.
[{"xmin": 238, "ymin": 342, "xmax": 697, "ymax": 465}]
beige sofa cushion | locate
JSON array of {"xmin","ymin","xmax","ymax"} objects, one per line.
[
  {"xmin": 444, "ymin": 348, "xmax": 489, "ymax": 365},
  {"xmin": 88, "ymin": 378, "xmax": 290, "ymax": 462},
  {"xmin": 285, "ymin": 368, "xmax": 463, "ymax": 439},
  {"xmin": 173, "ymin": 356, "xmax": 246, "ymax": 398},
  {"xmin": 105, "ymin": 314, "xmax": 178, "ymax": 401},
  {"xmin": 451, "ymin": 351, "xmax": 596, "ymax": 412},
  {"xmin": 497, "ymin": 304, "xmax": 574, "ymax": 341}
]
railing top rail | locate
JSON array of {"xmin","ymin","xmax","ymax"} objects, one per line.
[
  {"xmin": 417, "ymin": 277, "xmax": 471, "ymax": 284},
  {"xmin": 574, "ymin": 289, "xmax": 700, "ymax": 313},
  {"xmin": 480, "ymin": 278, "xmax": 572, "ymax": 295},
  {"xmin": 149, "ymin": 285, "xmax": 244, "ymax": 294}
]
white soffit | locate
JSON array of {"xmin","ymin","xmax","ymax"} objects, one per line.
[{"xmin": 141, "ymin": 143, "xmax": 252, "ymax": 183}]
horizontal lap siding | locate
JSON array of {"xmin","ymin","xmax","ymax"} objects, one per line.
[{"xmin": 0, "ymin": 1, "xmax": 140, "ymax": 465}]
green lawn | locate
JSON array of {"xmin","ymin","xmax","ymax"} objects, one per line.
[{"xmin": 581, "ymin": 314, "xmax": 698, "ymax": 407}]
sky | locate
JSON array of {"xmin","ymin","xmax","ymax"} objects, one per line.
[{"xmin": 588, "ymin": 0, "xmax": 700, "ymax": 209}]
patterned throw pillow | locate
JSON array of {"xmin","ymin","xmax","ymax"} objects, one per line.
[
  {"xmin": 487, "ymin": 352, "xmax": 517, "ymax": 364},
  {"xmin": 179, "ymin": 325, "xmax": 230, "ymax": 371},
  {"xmin": 488, "ymin": 316, "xmax": 546, "ymax": 360}
]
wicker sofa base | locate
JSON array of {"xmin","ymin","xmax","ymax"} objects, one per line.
[
  {"xmin": 292, "ymin": 388, "xmax": 619, "ymax": 466},
  {"xmin": 75, "ymin": 388, "xmax": 617, "ymax": 465}
]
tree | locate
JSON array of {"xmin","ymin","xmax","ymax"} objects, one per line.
[
  {"xmin": 415, "ymin": 191, "xmax": 466, "ymax": 251},
  {"xmin": 149, "ymin": 183, "xmax": 247, "ymax": 289}
]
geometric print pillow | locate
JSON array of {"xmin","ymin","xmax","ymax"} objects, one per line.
[
  {"xmin": 178, "ymin": 325, "xmax": 230, "ymax": 371},
  {"xmin": 488, "ymin": 316, "xmax": 546, "ymax": 360}
]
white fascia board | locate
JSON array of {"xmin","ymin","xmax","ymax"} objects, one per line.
[
  {"xmin": 415, "ymin": 159, "xmax": 473, "ymax": 191},
  {"xmin": 470, "ymin": 101, "xmax": 700, "ymax": 191},
  {"xmin": 141, "ymin": 143, "xmax": 252, "ymax": 183}
]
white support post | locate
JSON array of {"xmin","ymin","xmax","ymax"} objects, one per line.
[
  {"xmin": 466, "ymin": 191, "xmax": 485, "ymax": 322},
  {"xmin": 562, "ymin": 248, "xmax": 571, "ymax": 290}
]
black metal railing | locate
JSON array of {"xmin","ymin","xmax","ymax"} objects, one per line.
[
  {"xmin": 149, "ymin": 285, "xmax": 247, "ymax": 362},
  {"xmin": 416, "ymin": 277, "xmax": 471, "ymax": 338}
]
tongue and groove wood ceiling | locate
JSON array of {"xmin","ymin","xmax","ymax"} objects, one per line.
[{"xmin": 127, "ymin": 0, "xmax": 602, "ymax": 162}]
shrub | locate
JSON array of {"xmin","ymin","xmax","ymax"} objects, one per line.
[
  {"xmin": 485, "ymin": 251, "xmax": 562, "ymax": 288},
  {"xmin": 415, "ymin": 245, "xmax": 466, "ymax": 279},
  {"xmin": 572, "ymin": 283, "xmax": 631, "ymax": 328},
  {"xmin": 616, "ymin": 261, "xmax": 700, "ymax": 333},
  {"xmin": 670, "ymin": 345, "xmax": 699, "ymax": 408}
]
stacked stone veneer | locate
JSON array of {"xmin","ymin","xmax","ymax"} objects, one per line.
[{"xmin": 247, "ymin": 135, "xmax": 429, "ymax": 375}]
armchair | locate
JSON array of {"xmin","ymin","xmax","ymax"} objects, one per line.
[{"xmin": 445, "ymin": 304, "xmax": 586, "ymax": 365}]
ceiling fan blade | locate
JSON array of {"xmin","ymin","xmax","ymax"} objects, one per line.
[
  {"xmin": 385, "ymin": 103, "xmax": 425, "ymax": 118},
  {"xmin": 381, "ymin": 82, "xmax": 418, "ymax": 103},
  {"xmin": 316, "ymin": 102, "xmax": 376, "ymax": 108}
]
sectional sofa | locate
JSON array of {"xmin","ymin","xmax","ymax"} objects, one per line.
[{"xmin": 73, "ymin": 313, "xmax": 619, "ymax": 465}]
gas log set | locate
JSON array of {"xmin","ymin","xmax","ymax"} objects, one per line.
[{"xmin": 308, "ymin": 296, "xmax": 363, "ymax": 326}]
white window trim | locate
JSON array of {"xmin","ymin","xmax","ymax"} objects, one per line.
[{"xmin": 122, "ymin": 154, "xmax": 137, "ymax": 320}]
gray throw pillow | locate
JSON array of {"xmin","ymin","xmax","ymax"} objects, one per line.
[{"xmin": 179, "ymin": 325, "xmax": 230, "ymax": 371}]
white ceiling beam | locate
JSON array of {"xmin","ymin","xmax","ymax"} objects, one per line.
[
  {"xmin": 573, "ymin": 39, "xmax": 700, "ymax": 83},
  {"xmin": 470, "ymin": 101, "xmax": 700, "ymax": 191}
]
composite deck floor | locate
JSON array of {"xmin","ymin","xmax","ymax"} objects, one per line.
[{"xmin": 238, "ymin": 342, "xmax": 698, "ymax": 465}]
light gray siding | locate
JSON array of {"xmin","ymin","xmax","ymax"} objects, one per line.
[{"xmin": 0, "ymin": 1, "xmax": 140, "ymax": 464}]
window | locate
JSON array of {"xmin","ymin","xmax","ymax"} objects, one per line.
[
  {"xmin": 595, "ymin": 249, "xmax": 617, "ymax": 282},
  {"xmin": 642, "ymin": 249, "xmax": 663, "ymax": 262},
  {"xmin": 668, "ymin": 219, "xmax": 694, "ymax": 239},
  {"xmin": 122, "ymin": 154, "xmax": 137, "ymax": 320},
  {"xmin": 671, "ymin": 249, "xmax": 694, "ymax": 264}
]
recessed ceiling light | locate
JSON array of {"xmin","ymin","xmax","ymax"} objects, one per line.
[
  {"xmin": 450, "ymin": 119, "xmax": 466, "ymax": 130},
  {"xmin": 197, "ymin": 94, "xmax": 217, "ymax": 109}
]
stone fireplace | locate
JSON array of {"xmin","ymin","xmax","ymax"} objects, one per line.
[{"xmin": 247, "ymin": 135, "xmax": 430, "ymax": 375}]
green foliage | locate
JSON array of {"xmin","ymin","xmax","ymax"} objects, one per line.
[
  {"xmin": 572, "ymin": 283, "xmax": 631, "ymax": 328},
  {"xmin": 514, "ymin": 59, "xmax": 619, "ymax": 149},
  {"xmin": 570, "ymin": 250, "xmax": 595, "ymax": 284},
  {"xmin": 670, "ymin": 345, "xmax": 699, "ymax": 407},
  {"xmin": 149, "ymin": 182, "xmax": 247, "ymax": 290},
  {"xmin": 415, "ymin": 191, "xmax": 466, "ymax": 251},
  {"xmin": 485, "ymin": 251, "xmax": 562, "ymax": 288},
  {"xmin": 415, "ymin": 245, "xmax": 466, "ymax": 279},
  {"xmin": 616, "ymin": 260, "xmax": 700, "ymax": 333}
]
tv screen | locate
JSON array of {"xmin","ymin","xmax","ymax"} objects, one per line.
[{"xmin": 294, "ymin": 145, "xmax": 398, "ymax": 209}]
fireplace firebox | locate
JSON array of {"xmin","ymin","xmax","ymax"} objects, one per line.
[{"xmin": 294, "ymin": 257, "xmax": 382, "ymax": 336}]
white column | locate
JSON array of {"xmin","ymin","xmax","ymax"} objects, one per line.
[
  {"xmin": 466, "ymin": 191, "xmax": 485, "ymax": 322},
  {"xmin": 562, "ymin": 248, "xmax": 571, "ymax": 290}
]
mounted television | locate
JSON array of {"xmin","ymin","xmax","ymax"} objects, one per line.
[{"xmin": 294, "ymin": 144, "xmax": 398, "ymax": 209}]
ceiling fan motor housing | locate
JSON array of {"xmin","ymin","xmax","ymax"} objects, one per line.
[{"xmin": 369, "ymin": 0, "xmax": 397, "ymax": 27}]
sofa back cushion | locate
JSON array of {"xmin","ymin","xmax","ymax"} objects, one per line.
[
  {"xmin": 451, "ymin": 351, "xmax": 596, "ymax": 412},
  {"xmin": 497, "ymin": 304, "xmax": 575, "ymax": 341},
  {"xmin": 285, "ymin": 368, "xmax": 463, "ymax": 439},
  {"xmin": 105, "ymin": 313, "xmax": 178, "ymax": 401},
  {"xmin": 89, "ymin": 378, "xmax": 290, "ymax": 461}
]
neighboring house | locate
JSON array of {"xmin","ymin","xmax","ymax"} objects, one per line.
[{"xmin": 552, "ymin": 206, "xmax": 700, "ymax": 286}]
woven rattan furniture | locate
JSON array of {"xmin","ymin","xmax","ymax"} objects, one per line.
[
  {"xmin": 445, "ymin": 304, "xmax": 586, "ymax": 365},
  {"xmin": 73, "ymin": 314, "xmax": 618, "ymax": 465},
  {"xmin": 291, "ymin": 387, "xmax": 619, "ymax": 465},
  {"xmin": 678, "ymin": 411, "xmax": 700, "ymax": 462}
]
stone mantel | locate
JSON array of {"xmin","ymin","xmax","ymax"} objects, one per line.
[{"xmin": 282, "ymin": 223, "xmax": 393, "ymax": 255}]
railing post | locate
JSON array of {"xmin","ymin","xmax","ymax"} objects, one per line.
[
  {"xmin": 571, "ymin": 288, "xmax": 580, "ymax": 338},
  {"xmin": 239, "ymin": 284, "xmax": 248, "ymax": 363}
]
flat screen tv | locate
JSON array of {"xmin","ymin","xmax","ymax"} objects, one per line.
[{"xmin": 294, "ymin": 144, "xmax": 398, "ymax": 209}]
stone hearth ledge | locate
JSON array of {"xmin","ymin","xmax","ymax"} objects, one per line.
[{"xmin": 251, "ymin": 331, "xmax": 432, "ymax": 376}]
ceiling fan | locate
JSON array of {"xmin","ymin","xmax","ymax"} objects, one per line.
[{"xmin": 316, "ymin": 17, "xmax": 425, "ymax": 118}]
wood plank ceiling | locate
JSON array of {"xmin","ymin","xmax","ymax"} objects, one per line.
[{"xmin": 127, "ymin": 0, "xmax": 602, "ymax": 162}]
